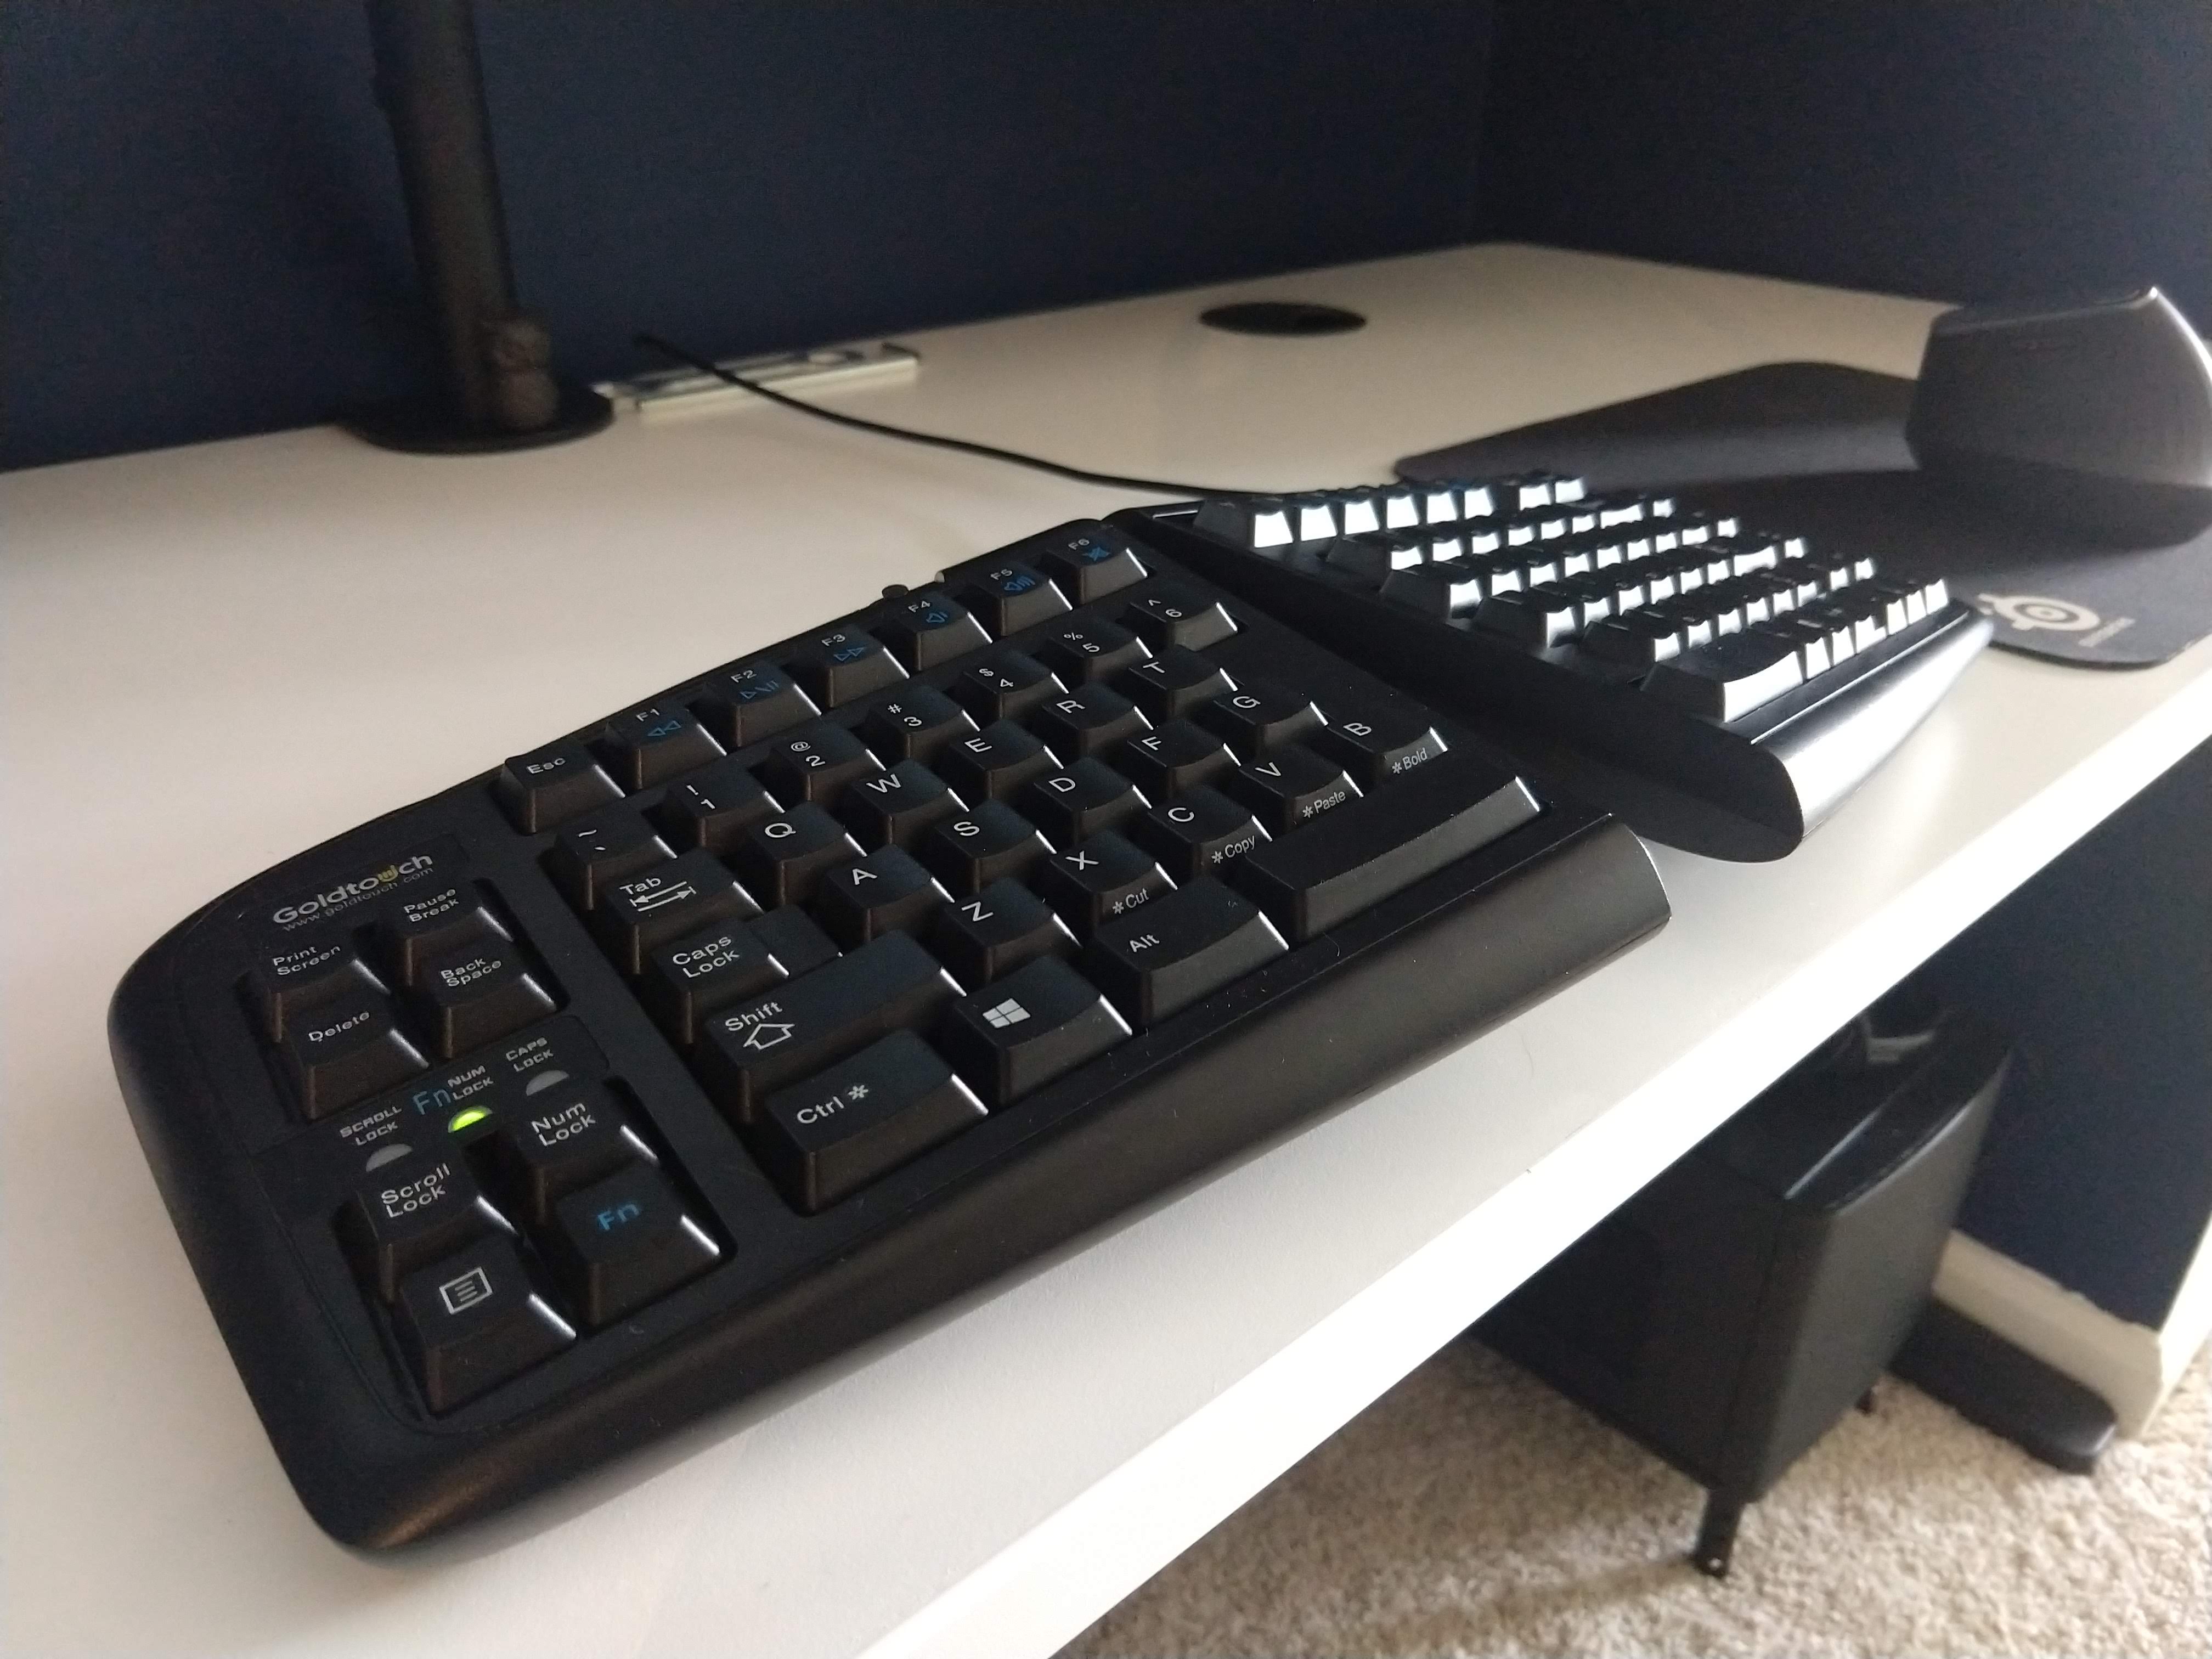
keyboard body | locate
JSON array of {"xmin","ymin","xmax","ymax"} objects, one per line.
[
  {"xmin": 1122, "ymin": 475, "xmax": 1992, "ymax": 861},
  {"xmin": 111, "ymin": 518, "xmax": 1668, "ymax": 1547}
]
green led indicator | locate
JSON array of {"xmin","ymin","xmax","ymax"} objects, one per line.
[{"xmin": 447, "ymin": 1106, "xmax": 492, "ymax": 1133}]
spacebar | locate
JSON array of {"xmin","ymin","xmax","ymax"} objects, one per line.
[{"xmin": 1227, "ymin": 749, "xmax": 1540, "ymax": 941}]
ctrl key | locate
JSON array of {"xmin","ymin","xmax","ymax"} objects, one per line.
[
  {"xmin": 755, "ymin": 1031, "xmax": 986, "ymax": 1213},
  {"xmin": 396, "ymin": 1237, "xmax": 573, "ymax": 1413}
]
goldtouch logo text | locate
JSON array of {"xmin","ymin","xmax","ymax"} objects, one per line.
[{"xmin": 272, "ymin": 852, "xmax": 438, "ymax": 927}]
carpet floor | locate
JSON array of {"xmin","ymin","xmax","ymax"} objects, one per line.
[{"xmin": 1062, "ymin": 1337, "xmax": 2210, "ymax": 1658}]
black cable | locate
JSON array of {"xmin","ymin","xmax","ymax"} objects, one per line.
[{"xmin": 631, "ymin": 331, "xmax": 1262, "ymax": 498}]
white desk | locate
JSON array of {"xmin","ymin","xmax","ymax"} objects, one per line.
[{"xmin": 8, "ymin": 245, "xmax": 2212, "ymax": 1659}]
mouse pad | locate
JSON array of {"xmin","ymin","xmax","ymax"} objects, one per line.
[{"xmin": 1397, "ymin": 362, "xmax": 2212, "ymax": 668}]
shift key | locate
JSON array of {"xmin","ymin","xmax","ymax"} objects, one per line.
[{"xmin": 692, "ymin": 934, "xmax": 963, "ymax": 1124}]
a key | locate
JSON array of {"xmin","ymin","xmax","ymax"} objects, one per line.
[
  {"xmin": 813, "ymin": 845, "xmax": 949, "ymax": 947},
  {"xmin": 729, "ymin": 804, "xmax": 861, "ymax": 907},
  {"xmin": 1642, "ymin": 629, "xmax": 1807, "ymax": 721},
  {"xmin": 1229, "ymin": 749, "xmax": 1541, "ymax": 941},
  {"xmin": 875, "ymin": 590, "xmax": 992, "ymax": 670},
  {"xmin": 857, "ymin": 685, "xmax": 973, "ymax": 764},
  {"xmin": 755, "ymin": 1031, "xmax": 988, "ymax": 1213},
  {"xmin": 599, "ymin": 702, "xmax": 724, "ymax": 792},
  {"xmin": 928, "ymin": 878, "xmax": 1074, "ymax": 987},
  {"xmin": 784, "ymin": 627, "xmax": 907, "ymax": 708},
  {"xmin": 916, "ymin": 800, "xmax": 1051, "ymax": 895},
  {"xmin": 1115, "ymin": 719, "xmax": 1234, "ymax": 798},
  {"xmin": 1122, "ymin": 585, "xmax": 1237, "ymax": 651},
  {"xmin": 246, "ymin": 936, "xmax": 386, "ymax": 1042},
  {"xmin": 375, "ymin": 883, "xmax": 510, "ymax": 987},
  {"xmin": 1028, "ymin": 684, "xmax": 1150, "ymax": 759},
  {"xmin": 1037, "ymin": 616, "xmax": 1151, "ymax": 686},
  {"xmin": 283, "ymin": 989, "xmax": 426, "ymax": 1118},
  {"xmin": 1128, "ymin": 786, "xmax": 1268, "ymax": 882},
  {"xmin": 408, "ymin": 939, "xmax": 557, "ymax": 1058},
  {"xmin": 342, "ymin": 1147, "xmax": 503, "ymax": 1301},
  {"xmin": 1119, "ymin": 646, "xmax": 1235, "ymax": 721},
  {"xmin": 495, "ymin": 740, "xmax": 623, "ymax": 832},
  {"xmin": 1030, "ymin": 524, "xmax": 1149, "ymax": 603},
  {"xmin": 1217, "ymin": 746, "xmax": 1360, "ymax": 835},
  {"xmin": 754, "ymin": 719, "xmax": 882, "ymax": 806},
  {"xmin": 651, "ymin": 758, "xmax": 781, "ymax": 855},
  {"xmin": 492, "ymin": 1079, "xmax": 649, "ymax": 1227},
  {"xmin": 1311, "ymin": 713, "xmax": 1448, "ymax": 788},
  {"xmin": 693, "ymin": 933, "xmax": 963, "ymax": 1122},
  {"xmin": 695, "ymin": 661, "xmax": 819, "ymax": 747},
  {"xmin": 937, "ymin": 956, "xmax": 1131, "ymax": 1108},
  {"xmin": 1017, "ymin": 758, "xmax": 1148, "ymax": 847},
  {"xmin": 639, "ymin": 916, "xmax": 789, "ymax": 1046},
  {"xmin": 393, "ymin": 1236, "xmax": 573, "ymax": 1412},
  {"xmin": 950, "ymin": 648, "xmax": 1063, "ymax": 724},
  {"xmin": 955, "ymin": 561, "xmax": 1072, "ymax": 634},
  {"xmin": 1083, "ymin": 878, "xmax": 1288, "ymax": 1027},
  {"xmin": 1198, "ymin": 681, "xmax": 1325, "ymax": 758},
  {"xmin": 834, "ymin": 759, "xmax": 967, "ymax": 848},
  {"xmin": 547, "ymin": 810, "xmax": 672, "ymax": 910},
  {"xmin": 1031, "ymin": 831, "xmax": 1176, "ymax": 936},
  {"xmin": 935, "ymin": 719, "xmax": 1059, "ymax": 803},
  {"xmin": 591, "ymin": 847, "xmax": 761, "ymax": 974},
  {"xmin": 545, "ymin": 1164, "xmax": 719, "ymax": 1326}
]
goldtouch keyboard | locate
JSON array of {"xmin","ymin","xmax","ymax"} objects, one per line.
[
  {"xmin": 110, "ymin": 517, "xmax": 1668, "ymax": 1547},
  {"xmin": 1120, "ymin": 473, "xmax": 1992, "ymax": 860}
]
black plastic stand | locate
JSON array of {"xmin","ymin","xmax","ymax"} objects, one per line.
[
  {"xmin": 344, "ymin": 0, "xmax": 608, "ymax": 454},
  {"xmin": 1890, "ymin": 1300, "xmax": 2117, "ymax": 1473}
]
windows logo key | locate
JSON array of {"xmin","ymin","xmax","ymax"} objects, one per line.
[{"xmin": 980, "ymin": 998, "xmax": 1030, "ymax": 1030}]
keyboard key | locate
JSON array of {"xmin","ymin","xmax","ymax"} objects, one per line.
[
  {"xmin": 1017, "ymin": 758, "xmax": 1148, "ymax": 846},
  {"xmin": 375, "ymin": 883, "xmax": 510, "ymax": 987},
  {"xmin": 951, "ymin": 648, "xmax": 1064, "ymax": 723},
  {"xmin": 695, "ymin": 662, "xmax": 819, "ymax": 747},
  {"xmin": 754, "ymin": 719, "xmax": 882, "ymax": 806},
  {"xmin": 591, "ymin": 847, "xmax": 760, "ymax": 974},
  {"xmin": 394, "ymin": 1235, "xmax": 573, "ymax": 1412},
  {"xmin": 1474, "ymin": 585, "xmax": 1582, "ymax": 647},
  {"xmin": 1218, "ymin": 746, "xmax": 1360, "ymax": 835},
  {"xmin": 814, "ymin": 845, "xmax": 948, "ymax": 947},
  {"xmin": 1582, "ymin": 608, "xmax": 1688, "ymax": 667},
  {"xmin": 1084, "ymin": 878, "xmax": 1289, "ymax": 1027},
  {"xmin": 730, "ymin": 804, "xmax": 861, "ymax": 907},
  {"xmin": 1129, "ymin": 785, "xmax": 1268, "ymax": 882},
  {"xmin": 916, "ymin": 800, "xmax": 1051, "ymax": 895},
  {"xmin": 1037, "ymin": 617, "xmax": 1150, "ymax": 685},
  {"xmin": 748, "ymin": 904, "xmax": 840, "ymax": 978},
  {"xmin": 936, "ymin": 719, "xmax": 1059, "ymax": 803},
  {"xmin": 938, "ymin": 957, "xmax": 1131, "ymax": 1107},
  {"xmin": 1642, "ymin": 630, "xmax": 1807, "ymax": 721},
  {"xmin": 546, "ymin": 1164, "xmax": 719, "ymax": 1327},
  {"xmin": 1326, "ymin": 531, "xmax": 1426, "ymax": 584},
  {"xmin": 694, "ymin": 933, "xmax": 963, "ymax": 1122},
  {"xmin": 1192, "ymin": 495, "xmax": 1295, "ymax": 548},
  {"xmin": 1029, "ymin": 684, "xmax": 1150, "ymax": 759},
  {"xmin": 652, "ymin": 758, "xmax": 781, "ymax": 855},
  {"xmin": 1229, "ymin": 749, "xmax": 1541, "ymax": 941},
  {"xmin": 343, "ymin": 1147, "xmax": 501, "ymax": 1302},
  {"xmin": 283, "ymin": 989, "xmax": 426, "ymax": 1118},
  {"xmin": 493, "ymin": 1079, "xmax": 648, "ymax": 1227},
  {"xmin": 495, "ymin": 740, "xmax": 623, "ymax": 832},
  {"xmin": 1119, "ymin": 645, "xmax": 1235, "ymax": 721},
  {"xmin": 1122, "ymin": 585, "xmax": 1237, "ymax": 651},
  {"xmin": 639, "ymin": 916, "xmax": 789, "ymax": 1046},
  {"xmin": 409, "ymin": 939, "xmax": 557, "ymax": 1058},
  {"xmin": 599, "ymin": 703, "xmax": 724, "ymax": 792},
  {"xmin": 1198, "ymin": 681, "xmax": 1325, "ymax": 758},
  {"xmin": 1032, "ymin": 831, "xmax": 1175, "ymax": 935},
  {"xmin": 755, "ymin": 1031, "xmax": 987, "ymax": 1213},
  {"xmin": 547, "ymin": 809, "xmax": 672, "ymax": 910},
  {"xmin": 1312, "ymin": 712, "xmax": 1448, "ymax": 788},
  {"xmin": 1028, "ymin": 522, "xmax": 1150, "ymax": 603},
  {"xmin": 785, "ymin": 627, "xmax": 907, "ymax": 708},
  {"xmin": 876, "ymin": 591, "xmax": 991, "ymax": 670},
  {"xmin": 857, "ymin": 685, "xmax": 973, "ymax": 764},
  {"xmin": 1115, "ymin": 719, "xmax": 1235, "ymax": 798},
  {"xmin": 928, "ymin": 878, "xmax": 1074, "ymax": 987},
  {"xmin": 247, "ymin": 936, "xmax": 386, "ymax": 1042},
  {"xmin": 834, "ymin": 759, "xmax": 967, "ymax": 848},
  {"xmin": 956, "ymin": 561, "xmax": 1072, "ymax": 633}
]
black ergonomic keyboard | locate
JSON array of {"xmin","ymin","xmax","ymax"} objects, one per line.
[
  {"xmin": 111, "ymin": 517, "xmax": 1668, "ymax": 1547},
  {"xmin": 1121, "ymin": 473, "xmax": 1993, "ymax": 860}
]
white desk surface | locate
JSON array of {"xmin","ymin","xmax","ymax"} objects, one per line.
[{"xmin": 9, "ymin": 244, "xmax": 2212, "ymax": 1659}]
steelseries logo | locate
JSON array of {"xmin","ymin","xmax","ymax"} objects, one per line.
[{"xmin": 272, "ymin": 853, "xmax": 437, "ymax": 927}]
